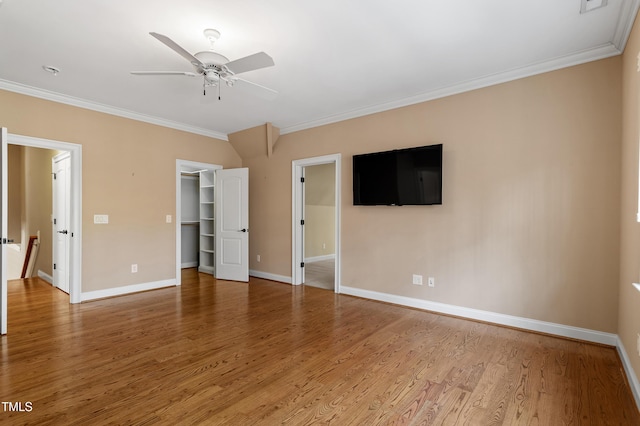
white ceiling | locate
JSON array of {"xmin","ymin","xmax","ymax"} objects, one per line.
[{"xmin": 0, "ymin": 0, "xmax": 638, "ymax": 140}]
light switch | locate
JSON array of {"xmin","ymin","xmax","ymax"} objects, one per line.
[{"xmin": 94, "ymin": 214, "xmax": 109, "ymax": 224}]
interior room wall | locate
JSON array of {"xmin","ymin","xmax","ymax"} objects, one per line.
[
  {"xmin": 0, "ymin": 89, "xmax": 241, "ymax": 293},
  {"xmin": 244, "ymin": 56, "xmax": 622, "ymax": 333},
  {"xmin": 24, "ymin": 146, "xmax": 59, "ymax": 278},
  {"xmin": 180, "ymin": 175, "xmax": 199, "ymax": 268},
  {"xmin": 7, "ymin": 144, "xmax": 23, "ymax": 244},
  {"xmin": 619, "ymin": 12, "xmax": 640, "ymax": 387},
  {"xmin": 304, "ymin": 163, "xmax": 335, "ymax": 259}
]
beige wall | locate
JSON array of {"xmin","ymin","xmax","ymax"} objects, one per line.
[
  {"xmin": 0, "ymin": 89, "xmax": 242, "ymax": 292},
  {"xmin": 304, "ymin": 163, "xmax": 335, "ymax": 258},
  {"xmin": 619, "ymin": 14, "xmax": 640, "ymax": 386},
  {"xmin": 24, "ymin": 146, "xmax": 59, "ymax": 276},
  {"xmin": 7, "ymin": 144, "xmax": 23, "ymax": 244},
  {"xmin": 246, "ymin": 57, "xmax": 622, "ymax": 333}
]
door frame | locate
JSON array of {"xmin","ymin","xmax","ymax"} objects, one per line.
[
  {"xmin": 8, "ymin": 133, "xmax": 82, "ymax": 304},
  {"xmin": 291, "ymin": 154, "xmax": 341, "ymax": 292},
  {"xmin": 175, "ymin": 159, "xmax": 221, "ymax": 285}
]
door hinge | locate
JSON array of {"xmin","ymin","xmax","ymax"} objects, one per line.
[
  {"xmin": 54, "ymin": 218, "xmax": 57, "ymax": 225},
  {"xmin": 300, "ymin": 177, "xmax": 305, "ymax": 183},
  {"xmin": 300, "ymin": 262, "xmax": 305, "ymax": 268},
  {"xmin": 300, "ymin": 219, "xmax": 305, "ymax": 226},
  {"xmin": 53, "ymin": 263, "xmax": 57, "ymax": 270}
]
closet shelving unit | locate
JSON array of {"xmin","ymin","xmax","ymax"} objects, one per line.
[{"xmin": 198, "ymin": 170, "xmax": 215, "ymax": 275}]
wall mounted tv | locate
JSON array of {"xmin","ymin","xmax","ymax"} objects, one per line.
[{"xmin": 353, "ymin": 144, "xmax": 442, "ymax": 206}]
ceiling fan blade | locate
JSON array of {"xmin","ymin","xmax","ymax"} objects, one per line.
[
  {"xmin": 233, "ymin": 78, "xmax": 278, "ymax": 100},
  {"xmin": 149, "ymin": 32, "xmax": 204, "ymax": 68},
  {"xmin": 131, "ymin": 71, "xmax": 198, "ymax": 77},
  {"xmin": 225, "ymin": 52, "xmax": 274, "ymax": 75}
]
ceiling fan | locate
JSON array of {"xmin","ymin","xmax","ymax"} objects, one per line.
[{"xmin": 131, "ymin": 29, "xmax": 276, "ymax": 99}]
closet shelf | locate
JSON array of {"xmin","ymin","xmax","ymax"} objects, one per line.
[{"xmin": 198, "ymin": 169, "xmax": 216, "ymax": 276}]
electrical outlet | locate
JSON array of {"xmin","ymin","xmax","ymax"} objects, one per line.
[
  {"xmin": 257, "ymin": 254, "xmax": 261, "ymax": 262},
  {"xmin": 637, "ymin": 334, "xmax": 640, "ymax": 357},
  {"xmin": 166, "ymin": 215, "xmax": 172, "ymax": 223},
  {"xmin": 131, "ymin": 264, "xmax": 138, "ymax": 273},
  {"xmin": 412, "ymin": 274, "xmax": 423, "ymax": 285},
  {"xmin": 428, "ymin": 277, "xmax": 435, "ymax": 287}
]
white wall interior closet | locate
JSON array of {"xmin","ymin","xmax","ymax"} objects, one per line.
[{"xmin": 180, "ymin": 173, "xmax": 199, "ymax": 268}]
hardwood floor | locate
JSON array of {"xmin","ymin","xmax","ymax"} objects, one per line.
[
  {"xmin": 303, "ymin": 259, "xmax": 334, "ymax": 290},
  {"xmin": 1, "ymin": 271, "xmax": 638, "ymax": 425}
]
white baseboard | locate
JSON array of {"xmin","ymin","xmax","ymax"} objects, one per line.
[
  {"xmin": 37, "ymin": 270, "xmax": 53, "ymax": 285},
  {"xmin": 181, "ymin": 262, "xmax": 198, "ymax": 268},
  {"xmin": 80, "ymin": 279, "xmax": 176, "ymax": 302},
  {"xmin": 616, "ymin": 337, "xmax": 640, "ymax": 409},
  {"xmin": 304, "ymin": 254, "xmax": 336, "ymax": 263},
  {"xmin": 249, "ymin": 270, "xmax": 292, "ymax": 284},
  {"xmin": 339, "ymin": 286, "xmax": 618, "ymax": 346}
]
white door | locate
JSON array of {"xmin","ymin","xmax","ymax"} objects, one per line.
[
  {"xmin": 1, "ymin": 128, "xmax": 8, "ymax": 334},
  {"xmin": 52, "ymin": 152, "xmax": 71, "ymax": 293},
  {"xmin": 215, "ymin": 168, "xmax": 249, "ymax": 282}
]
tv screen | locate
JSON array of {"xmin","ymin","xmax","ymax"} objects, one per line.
[{"xmin": 353, "ymin": 144, "xmax": 442, "ymax": 206}]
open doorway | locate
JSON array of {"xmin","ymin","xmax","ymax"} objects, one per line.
[
  {"xmin": 6, "ymin": 133, "xmax": 82, "ymax": 304},
  {"xmin": 175, "ymin": 159, "xmax": 221, "ymax": 285},
  {"xmin": 301, "ymin": 163, "xmax": 335, "ymax": 290},
  {"xmin": 292, "ymin": 154, "xmax": 341, "ymax": 292}
]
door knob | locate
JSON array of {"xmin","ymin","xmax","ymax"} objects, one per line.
[
  {"xmin": 240, "ymin": 228, "xmax": 248, "ymax": 233},
  {"xmin": 58, "ymin": 230, "xmax": 68, "ymax": 235}
]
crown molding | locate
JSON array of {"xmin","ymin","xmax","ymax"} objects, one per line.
[
  {"xmin": 280, "ymin": 43, "xmax": 621, "ymax": 135},
  {"xmin": 3, "ymin": 0, "xmax": 637, "ymax": 140},
  {"xmin": 613, "ymin": 0, "xmax": 640, "ymax": 52},
  {"xmin": 0, "ymin": 79, "xmax": 229, "ymax": 141}
]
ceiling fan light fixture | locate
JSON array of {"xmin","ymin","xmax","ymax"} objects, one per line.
[{"xmin": 195, "ymin": 50, "xmax": 230, "ymax": 66}]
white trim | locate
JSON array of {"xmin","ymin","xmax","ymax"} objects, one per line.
[
  {"xmin": 305, "ymin": 254, "xmax": 336, "ymax": 263},
  {"xmin": 81, "ymin": 279, "xmax": 176, "ymax": 302},
  {"xmin": 292, "ymin": 154, "xmax": 342, "ymax": 293},
  {"xmin": 181, "ymin": 262, "xmax": 198, "ymax": 269},
  {"xmin": 280, "ymin": 44, "xmax": 621, "ymax": 135},
  {"xmin": 613, "ymin": 0, "xmax": 640, "ymax": 52},
  {"xmin": 8, "ymin": 133, "xmax": 82, "ymax": 304},
  {"xmin": 340, "ymin": 286, "xmax": 618, "ymax": 346},
  {"xmin": 249, "ymin": 270, "xmax": 292, "ymax": 284},
  {"xmin": 37, "ymin": 270, "xmax": 53, "ymax": 285},
  {"xmin": 0, "ymin": 79, "xmax": 228, "ymax": 141},
  {"xmin": 3, "ymin": 5, "xmax": 637, "ymax": 142},
  {"xmin": 616, "ymin": 337, "xmax": 640, "ymax": 409}
]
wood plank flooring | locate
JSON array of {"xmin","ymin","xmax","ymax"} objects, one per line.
[
  {"xmin": 1, "ymin": 270, "xmax": 638, "ymax": 425},
  {"xmin": 303, "ymin": 259, "xmax": 334, "ymax": 290}
]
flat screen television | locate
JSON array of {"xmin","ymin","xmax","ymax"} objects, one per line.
[{"xmin": 353, "ymin": 144, "xmax": 442, "ymax": 206}]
